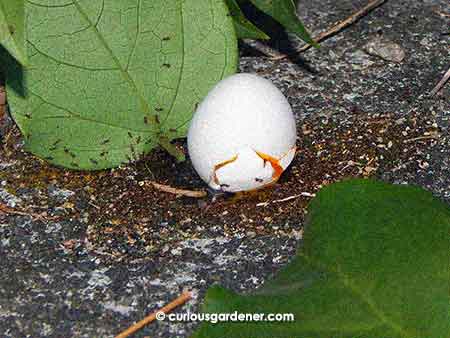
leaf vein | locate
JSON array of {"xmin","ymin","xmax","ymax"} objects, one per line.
[
  {"xmin": 160, "ymin": 1, "xmax": 185, "ymax": 128},
  {"xmin": 300, "ymin": 253, "xmax": 415, "ymax": 337},
  {"xmin": 28, "ymin": 91, "xmax": 155, "ymax": 133},
  {"xmin": 27, "ymin": 39, "xmax": 118, "ymax": 71},
  {"xmin": 125, "ymin": 0, "xmax": 141, "ymax": 71},
  {"xmin": 71, "ymin": 0, "xmax": 152, "ymax": 118}
]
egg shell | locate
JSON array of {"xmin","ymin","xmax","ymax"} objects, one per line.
[{"xmin": 187, "ymin": 73, "xmax": 297, "ymax": 192}]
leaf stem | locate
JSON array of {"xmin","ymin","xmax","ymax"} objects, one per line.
[{"xmin": 158, "ymin": 137, "xmax": 186, "ymax": 162}]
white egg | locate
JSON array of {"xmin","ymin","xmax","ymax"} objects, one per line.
[{"xmin": 187, "ymin": 73, "xmax": 297, "ymax": 192}]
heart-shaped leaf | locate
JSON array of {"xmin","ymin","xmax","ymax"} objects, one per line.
[
  {"xmin": 5, "ymin": 0, "xmax": 237, "ymax": 169},
  {"xmin": 225, "ymin": 0, "xmax": 269, "ymax": 40},
  {"xmin": 192, "ymin": 179, "xmax": 450, "ymax": 338},
  {"xmin": 248, "ymin": 0, "xmax": 318, "ymax": 47},
  {"xmin": 0, "ymin": 0, "xmax": 26, "ymax": 66}
]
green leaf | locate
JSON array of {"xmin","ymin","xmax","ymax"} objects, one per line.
[
  {"xmin": 192, "ymin": 179, "xmax": 450, "ymax": 338},
  {"xmin": 224, "ymin": 0, "xmax": 269, "ymax": 40},
  {"xmin": 248, "ymin": 0, "xmax": 318, "ymax": 47},
  {"xmin": 6, "ymin": 0, "xmax": 237, "ymax": 170},
  {"xmin": 0, "ymin": 0, "xmax": 26, "ymax": 66}
]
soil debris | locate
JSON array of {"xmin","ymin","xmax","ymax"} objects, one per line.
[{"xmin": 0, "ymin": 109, "xmax": 441, "ymax": 260}]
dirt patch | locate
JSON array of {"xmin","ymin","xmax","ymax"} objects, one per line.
[{"xmin": 0, "ymin": 107, "xmax": 440, "ymax": 261}]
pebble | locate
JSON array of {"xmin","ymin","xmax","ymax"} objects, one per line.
[{"xmin": 363, "ymin": 36, "xmax": 406, "ymax": 63}]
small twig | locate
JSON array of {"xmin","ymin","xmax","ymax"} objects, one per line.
[
  {"xmin": 143, "ymin": 162, "xmax": 156, "ymax": 180},
  {"xmin": 146, "ymin": 181, "xmax": 207, "ymax": 198},
  {"xmin": 242, "ymin": 39, "xmax": 286, "ymax": 59},
  {"xmin": 341, "ymin": 160, "xmax": 364, "ymax": 171},
  {"xmin": 430, "ymin": 66, "xmax": 450, "ymax": 96},
  {"xmin": 257, "ymin": 192, "xmax": 315, "ymax": 207},
  {"xmin": 0, "ymin": 203, "xmax": 58, "ymax": 221},
  {"xmin": 0, "ymin": 203, "xmax": 30, "ymax": 217},
  {"xmin": 404, "ymin": 133, "xmax": 440, "ymax": 143},
  {"xmin": 87, "ymin": 200, "xmax": 101, "ymax": 210},
  {"xmin": 433, "ymin": 9, "xmax": 450, "ymax": 18},
  {"xmin": 115, "ymin": 291, "xmax": 193, "ymax": 338},
  {"xmin": 272, "ymin": 0, "xmax": 387, "ymax": 60}
]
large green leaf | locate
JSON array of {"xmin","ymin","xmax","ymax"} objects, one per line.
[
  {"xmin": 224, "ymin": 0, "xmax": 269, "ymax": 40},
  {"xmin": 5, "ymin": 0, "xmax": 237, "ymax": 169},
  {"xmin": 248, "ymin": 0, "xmax": 318, "ymax": 47},
  {"xmin": 192, "ymin": 179, "xmax": 450, "ymax": 338},
  {"xmin": 0, "ymin": 0, "xmax": 26, "ymax": 66}
]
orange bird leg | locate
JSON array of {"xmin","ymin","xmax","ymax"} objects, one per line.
[{"xmin": 254, "ymin": 151, "xmax": 284, "ymax": 181}]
